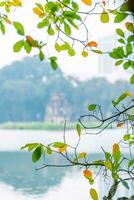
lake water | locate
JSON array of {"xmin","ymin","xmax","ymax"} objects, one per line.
[{"xmin": 0, "ymin": 129, "xmax": 133, "ymax": 200}]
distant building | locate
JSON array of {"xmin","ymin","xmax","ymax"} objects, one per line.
[{"xmin": 44, "ymin": 93, "xmax": 70, "ymax": 124}]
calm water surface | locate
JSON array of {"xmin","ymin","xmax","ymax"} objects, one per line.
[{"xmin": 0, "ymin": 129, "xmax": 133, "ymax": 200}]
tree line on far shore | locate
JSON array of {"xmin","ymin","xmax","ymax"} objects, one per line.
[{"xmin": 0, "ymin": 56, "xmax": 133, "ymax": 123}]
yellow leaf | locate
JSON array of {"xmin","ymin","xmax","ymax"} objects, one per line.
[
  {"xmin": 58, "ymin": 144, "xmax": 67, "ymax": 153},
  {"xmin": 125, "ymin": 22, "xmax": 134, "ymax": 33},
  {"xmin": 12, "ymin": 0, "xmax": 22, "ymax": 6},
  {"xmin": 131, "ymin": 108, "xmax": 134, "ymax": 114},
  {"xmin": 124, "ymin": 91, "xmax": 132, "ymax": 97},
  {"xmin": 86, "ymin": 41, "xmax": 97, "ymax": 47},
  {"xmin": 102, "ymin": 1, "xmax": 106, "ymax": 6},
  {"xmin": 117, "ymin": 123, "xmax": 124, "ymax": 128},
  {"xmin": 81, "ymin": 0, "xmax": 92, "ymax": 6},
  {"xmin": 78, "ymin": 152, "xmax": 86, "ymax": 159},
  {"xmin": 33, "ymin": 7, "xmax": 44, "ymax": 17},
  {"xmin": 26, "ymin": 35, "xmax": 38, "ymax": 47},
  {"xmin": 89, "ymin": 188, "xmax": 98, "ymax": 200},
  {"xmin": 4, "ymin": 17, "xmax": 11, "ymax": 24},
  {"xmin": 105, "ymin": 161, "xmax": 112, "ymax": 171},
  {"xmin": 81, "ymin": 51, "xmax": 88, "ymax": 57},
  {"xmin": 26, "ymin": 35, "xmax": 34, "ymax": 46},
  {"xmin": 112, "ymin": 143, "xmax": 120, "ymax": 154},
  {"xmin": 83, "ymin": 169, "xmax": 93, "ymax": 179},
  {"xmin": 100, "ymin": 11, "xmax": 109, "ymax": 23}
]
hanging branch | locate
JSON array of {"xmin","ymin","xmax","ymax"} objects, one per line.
[{"xmin": 79, "ymin": 104, "xmax": 134, "ymax": 134}]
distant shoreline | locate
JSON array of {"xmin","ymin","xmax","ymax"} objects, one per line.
[
  {"xmin": 0, "ymin": 122, "xmax": 75, "ymax": 131},
  {"xmin": 0, "ymin": 121, "xmax": 117, "ymax": 131}
]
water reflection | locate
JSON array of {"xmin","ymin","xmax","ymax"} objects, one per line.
[
  {"xmin": 0, "ymin": 152, "xmax": 71, "ymax": 195},
  {"xmin": 0, "ymin": 151, "xmax": 91, "ymax": 200},
  {"xmin": 0, "ymin": 152, "xmax": 133, "ymax": 200}
]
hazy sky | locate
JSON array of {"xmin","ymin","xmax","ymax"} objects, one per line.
[{"xmin": 0, "ymin": 0, "xmax": 128, "ymax": 80}]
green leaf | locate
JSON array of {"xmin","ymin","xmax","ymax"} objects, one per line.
[
  {"xmin": 21, "ymin": 144, "xmax": 29, "ymax": 150},
  {"xmin": 5, "ymin": 5, "xmax": 10, "ymax": 13},
  {"xmin": 29, "ymin": 144, "xmax": 39, "ymax": 151},
  {"xmin": 109, "ymin": 51, "xmax": 119, "ymax": 59},
  {"xmin": 76, "ymin": 123, "xmax": 81, "ymax": 137},
  {"xmin": 105, "ymin": 161, "xmax": 112, "ymax": 171},
  {"xmin": 88, "ymin": 104, "xmax": 96, "ymax": 111},
  {"xmin": 23, "ymin": 40, "xmax": 31, "ymax": 53},
  {"xmin": 0, "ymin": 2, "xmax": 5, "ymax": 6},
  {"xmin": 128, "ymin": 159, "xmax": 134, "ymax": 168},
  {"xmin": 49, "ymin": 56, "xmax": 57, "ymax": 61},
  {"xmin": 63, "ymin": 11, "xmax": 81, "ymax": 21},
  {"xmin": 130, "ymin": 61, "xmax": 134, "ymax": 69},
  {"xmin": 35, "ymin": 3, "xmax": 44, "ymax": 12},
  {"xmin": 68, "ymin": 48, "xmax": 75, "ymax": 56},
  {"xmin": 60, "ymin": 42, "xmax": 70, "ymax": 50},
  {"xmin": 113, "ymin": 151, "xmax": 121, "ymax": 162},
  {"xmin": 110, "ymin": 47, "xmax": 125, "ymax": 59},
  {"xmin": 50, "ymin": 60, "xmax": 58, "ymax": 70},
  {"xmin": 122, "ymin": 180, "xmax": 129, "ymax": 190},
  {"xmin": 112, "ymin": 173, "xmax": 119, "ymax": 181},
  {"xmin": 39, "ymin": 50, "xmax": 44, "ymax": 61},
  {"xmin": 67, "ymin": 19, "xmax": 78, "ymax": 29},
  {"xmin": 112, "ymin": 92, "xmax": 131, "ymax": 106},
  {"xmin": 100, "ymin": 11, "xmax": 109, "ymax": 23},
  {"xmin": 118, "ymin": 38, "xmax": 125, "ymax": 44},
  {"xmin": 55, "ymin": 43, "xmax": 61, "ymax": 52},
  {"xmin": 49, "ymin": 56, "xmax": 58, "ymax": 70},
  {"xmin": 37, "ymin": 22, "xmax": 45, "ymax": 29},
  {"xmin": 64, "ymin": 22, "xmax": 71, "ymax": 36},
  {"xmin": 113, "ymin": 144, "xmax": 121, "ymax": 162},
  {"xmin": 92, "ymin": 160, "xmax": 105, "ymax": 165},
  {"xmin": 62, "ymin": 0, "xmax": 70, "ymax": 6},
  {"xmin": 126, "ymin": 43, "xmax": 133, "ymax": 56},
  {"xmin": 13, "ymin": 40, "xmax": 24, "ymax": 52},
  {"xmin": 32, "ymin": 146, "xmax": 44, "ymax": 162},
  {"xmin": 89, "ymin": 188, "xmax": 98, "ymax": 200},
  {"xmin": 114, "ymin": 13, "xmax": 128, "ymax": 23},
  {"xmin": 43, "ymin": 18, "xmax": 49, "ymax": 26},
  {"xmin": 115, "ymin": 60, "xmax": 123, "ymax": 66},
  {"xmin": 120, "ymin": 2, "xmax": 129, "ymax": 12},
  {"xmin": 13, "ymin": 22, "xmax": 25, "ymax": 35},
  {"xmin": 127, "ymin": 35, "xmax": 134, "ymax": 43},
  {"xmin": 112, "ymin": 100, "xmax": 118, "ymax": 107},
  {"xmin": 116, "ymin": 28, "xmax": 124, "ymax": 37},
  {"xmin": 92, "ymin": 50, "xmax": 103, "ymax": 54},
  {"xmin": 116, "ymin": 93, "xmax": 127, "ymax": 104},
  {"xmin": 0, "ymin": 22, "xmax": 5, "ymax": 34},
  {"xmin": 131, "ymin": 108, "xmax": 134, "ymax": 114},
  {"xmin": 21, "ymin": 143, "xmax": 39, "ymax": 151},
  {"xmin": 105, "ymin": 152, "xmax": 111, "ymax": 161},
  {"xmin": 47, "ymin": 24, "xmax": 55, "ymax": 35},
  {"xmin": 46, "ymin": 146, "xmax": 53, "ymax": 154},
  {"xmin": 53, "ymin": 142, "xmax": 65, "ymax": 148},
  {"xmin": 89, "ymin": 178, "xmax": 94, "ymax": 185},
  {"xmin": 37, "ymin": 18, "xmax": 49, "ymax": 29},
  {"xmin": 130, "ymin": 74, "xmax": 134, "ymax": 84},
  {"xmin": 72, "ymin": 2, "xmax": 79, "ymax": 12},
  {"xmin": 123, "ymin": 61, "xmax": 130, "ymax": 70}
]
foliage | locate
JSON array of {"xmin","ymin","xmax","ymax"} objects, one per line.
[
  {"xmin": 0, "ymin": 0, "xmax": 133, "ymax": 80},
  {"xmin": 22, "ymin": 93, "xmax": 134, "ymax": 199},
  {"xmin": 0, "ymin": 57, "xmax": 133, "ymax": 123},
  {"xmin": 0, "ymin": 0, "xmax": 134, "ymax": 199}
]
